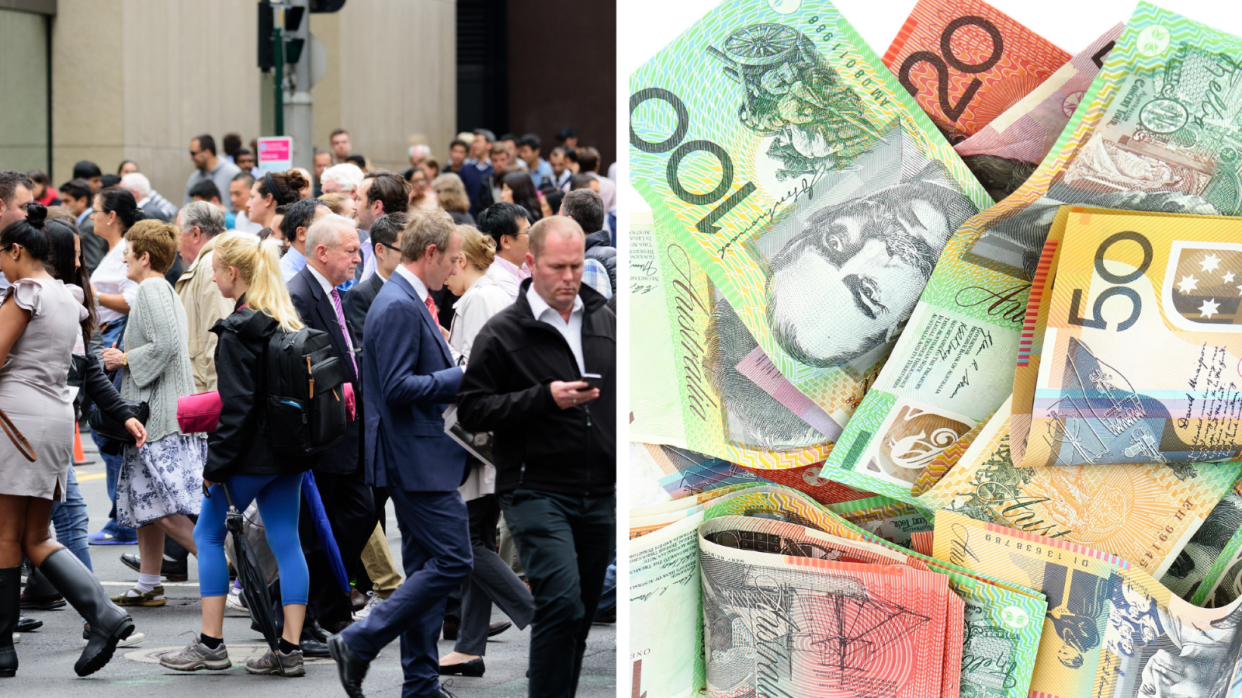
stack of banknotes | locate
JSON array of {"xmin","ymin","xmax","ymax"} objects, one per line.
[{"xmin": 629, "ymin": 0, "xmax": 1242, "ymax": 695}]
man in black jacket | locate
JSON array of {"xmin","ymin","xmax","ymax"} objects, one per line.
[
  {"xmin": 287, "ymin": 213, "xmax": 374, "ymax": 636},
  {"xmin": 457, "ymin": 216, "xmax": 614, "ymax": 698},
  {"xmin": 343, "ymin": 211, "xmax": 406, "ymax": 343}
]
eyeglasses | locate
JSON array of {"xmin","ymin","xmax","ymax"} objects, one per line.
[{"xmin": 379, "ymin": 242, "xmax": 401, "ymax": 253}]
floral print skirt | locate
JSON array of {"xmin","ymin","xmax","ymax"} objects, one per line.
[{"xmin": 116, "ymin": 434, "xmax": 206, "ymax": 528}]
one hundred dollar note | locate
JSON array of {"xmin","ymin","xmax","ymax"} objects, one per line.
[
  {"xmin": 1162, "ymin": 491, "xmax": 1242, "ymax": 606},
  {"xmin": 882, "ymin": 0, "xmax": 1070, "ymax": 144},
  {"xmin": 824, "ymin": 4, "xmax": 1242, "ymax": 502},
  {"xmin": 935, "ymin": 511, "xmax": 1242, "ymax": 698},
  {"xmin": 699, "ymin": 515, "xmax": 960, "ymax": 697},
  {"xmin": 1015, "ymin": 209, "xmax": 1242, "ymax": 467},
  {"xmin": 628, "ymin": 210, "xmax": 838, "ymax": 467},
  {"xmin": 954, "ymin": 25, "xmax": 1124, "ymax": 201},
  {"xmin": 629, "ymin": 0, "xmax": 992, "ymax": 457},
  {"xmin": 921, "ymin": 395, "xmax": 1242, "ymax": 578}
]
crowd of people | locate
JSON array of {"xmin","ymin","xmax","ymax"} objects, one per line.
[{"xmin": 0, "ymin": 124, "xmax": 617, "ymax": 698}]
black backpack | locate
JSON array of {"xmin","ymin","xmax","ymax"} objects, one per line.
[{"xmin": 263, "ymin": 325, "xmax": 347, "ymax": 456}]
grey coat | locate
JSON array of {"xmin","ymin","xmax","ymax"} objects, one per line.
[{"xmin": 120, "ymin": 278, "xmax": 200, "ymax": 442}]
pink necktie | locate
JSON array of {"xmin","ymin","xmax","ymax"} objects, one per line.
[
  {"xmin": 329, "ymin": 289, "xmax": 358, "ymax": 377},
  {"xmin": 425, "ymin": 294, "xmax": 438, "ymax": 321}
]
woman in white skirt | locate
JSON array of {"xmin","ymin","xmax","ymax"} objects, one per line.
[{"xmin": 100, "ymin": 220, "xmax": 204, "ymax": 606}]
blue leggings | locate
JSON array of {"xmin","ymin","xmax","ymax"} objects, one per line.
[{"xmin": 193, "ymin": 473, "xmax": 308, "ymax": 605}]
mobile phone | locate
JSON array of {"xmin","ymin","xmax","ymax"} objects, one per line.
[{"xmin": 581, "ymin": 373, "xmax": 603, "ymax": 392}]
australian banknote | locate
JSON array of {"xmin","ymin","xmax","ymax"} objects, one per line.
[
  {"xmin": 882, "ymin": 0, "xmax": 1069, "ymax": 143},
  {"xmin": 824, "ymin": 4, "xmax": 1242, "ymax": 503},
  {"xmin": 699, "ymin": 515, "xmax": 960, "ymax": 697},
  {"xmin": 825, "ymin": 494, "xmax": 933, "ymax": 549},
  {"xmin": 629, "ymin": 0, "xmax": 992, "ymax": 457},
  {"xmin": 628, "ymin": 210, "xmax": 837, "ymax": 467},
  {"xmin": 922, "ymin": 395, "xmax": 1242, "ymax": 578},
  {"xmin": 631, "ymin": 484, "xmax": 1046, "ymax": 698},
  {"xmin": 1014, "ymin": 209, "xmax": 1242, "ymax": 467},
  {"xmin": 1162, "ymin": 491, "xmax": 1242, "ymax": 606},
  {"xmin": 955, "ymin": 25, "xmax": 1124, "ymax": 200},
  {"xmin": 935, "ymin": 511, "xmax": 1242, "ymax": 698}
]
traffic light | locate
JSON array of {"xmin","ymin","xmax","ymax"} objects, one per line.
[
  {"xmin": 310, "ymin": 0, "xmax": 346, "ymax": 11},
  {"xmin": 258, "ymin": 1, "xmax": 274, "ymax": 70}
]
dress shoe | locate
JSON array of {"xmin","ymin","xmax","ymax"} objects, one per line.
[
  {"xmin": 16, "ymin": 616, "xmax": 41, "ymax": 633},
  {"xmin": 320, "ymin": 618, "xmax": 353, "ymax": 635},
  {"xmin": 300, "ymin": 637, "xmax": 331, "ymax": 658},
  {"xmin": 487, "ymin": 621, "xmax": 512, "ymax": 638},
  {"xmin": 19, "ymin": 591, "xmax": 65, "ymax": 611},
  {"xmin": 439, "ymin": 657, "xmax": 484, "ymax": 677},
  {"xmin": 305, "ymin": 619, "xmax": 329, "ymax": 644},
  {"xmin": 119, "ymin": 553, "xmax": 189, "ymax": 582},
  {"xmin": 327, "ymin": 634, "xmax": 369, "ymax": 698},
  {"xmin": 431, "ymin": 687, "xmax": 458, "ymax": 697},
  {"xmin": 441, "ymin": 618, "xmax": 459, "ymax": 641}
]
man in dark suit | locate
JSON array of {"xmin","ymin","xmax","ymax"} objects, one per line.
[
  {"xmin": 329, "ymin": 210, "xmax": 471, "ymax": 698},
  {"xmin": 287, "ymin": 212, "xmax": 376, "ymax": 636},
  {"xmin": 344, "ymin": 211, "xmax": 407, "ymax": 343}
]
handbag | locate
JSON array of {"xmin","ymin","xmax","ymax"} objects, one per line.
[
  {"xmin": 0, "ymin": 407, "xmax": 36, "ymax": 462},
  {"xmin": 89, "ymin": 399, "xmax": 149, "ymax": 445},
  {"xmin": 177, "ymin": 384, "xmax": 357, "ymax": 435}
]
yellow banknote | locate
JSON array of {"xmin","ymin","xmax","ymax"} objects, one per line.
[
  {"xmin": 1019, "ymin": 209, "xmax": 1242, "ymax": 468},
  {"xmin": 934, "ymin": 512, "xmax": 1242, "ymax": 698},
  {"xmin": 923, "ymin": 395, "xmax": 1242, "ymax": 578}
]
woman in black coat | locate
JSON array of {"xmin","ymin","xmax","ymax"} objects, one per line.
[{"xmin": 158, "ymin": 231, "xmax": 314, "ymax": 678}]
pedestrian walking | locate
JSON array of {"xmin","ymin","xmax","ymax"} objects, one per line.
[
  {"xmin": 439, "ymin": 225, "xmax": 534, "ymax": 678},
  {"xmin": 0, "ymin": 204, "xmax": 138, "ymax": 678},
  {"xmin": 159, "ymin": 230, "xmax": 314, "ymax": 677},
  {"xmin": 85, "ymin": 187, "xmax": 143, "ymax": 547},
  {"xmin": 328, "ymin": 210, "xmax": 472, "ymax": 698},
  {"xmin": 457, "ymin": 216, "xmax": 616, "ymax": 698},
  {"xmin": 102, "ymin": 221, "xmax": 204, "ymax": 607}
]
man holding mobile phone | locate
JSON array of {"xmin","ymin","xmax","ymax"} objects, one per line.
[{"xmin": 456, "ymin": 215, "xmax": 615, "ymax": 698}]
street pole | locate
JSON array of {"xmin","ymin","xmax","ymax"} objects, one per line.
[
  {"xmin": 273, "ymin": 24, "xmax": 284, "ymax": 137},
  {"xmin": 285, "ymin": 0, "xmax": 313, "ymax": 170}
]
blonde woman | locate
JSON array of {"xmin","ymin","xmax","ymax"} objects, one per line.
[
  {"xmin": 101, "ymin": 221, "xmax": 203, "ymax": 608},
  {"xmin": 432, "ymin": 173, "xmax": 475, "ymax": 226},
  {"xmin": 318, "ymin": 192, "xmax": 356, "ymax": 221},
  {"xmin": 439, "ymin": 225, "xmax": 533, "ymax": 677},
  {"xmin": 159, "ymin": 231, "xmax": 313, "ymax": 677}
]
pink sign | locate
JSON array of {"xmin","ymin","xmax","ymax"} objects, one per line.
[{"xmin": 257, "ymin": 136, "xmax": 294, "ymax": 170}]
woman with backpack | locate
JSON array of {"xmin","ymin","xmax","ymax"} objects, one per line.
[
  {"xmin": 101, "ymin": 221, "xmax": 203, "ymax": 608},
  {"xmin": 159, "ymin": 231, "xmax": 312, "ymax": 677}
]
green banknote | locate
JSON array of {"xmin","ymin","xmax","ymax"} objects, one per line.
[
  {"xmin": 629, "ymin": 209, "xmax": 835, "ymax": 467},
  {"xmin": 1161, "ymin": 491, "xmax": 1242, "ymax": 607},
  {"xmin": 826, "ymin": 3, "xmax": 1242, "ymax": 501},
  {"xmin": 629, "ymin": 0, "xmax": 991, "ymax": 467}
]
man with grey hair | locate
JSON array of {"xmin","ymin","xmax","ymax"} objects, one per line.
[
  {"xmin": 174, "ymin": 201, "xmax": 234, "ymax": 390},
  {"xmin": 287, "ymin": 213, "xmax": 374, "ymax": 639},
  {"xmin": 321, "ymin": 163, "xmax": 365, "ymax": 202},
  {"xmin": 121, "ymin": 172, "xmax": 178, "ymax": 223},
  {"xmin": 457, "ymin": 216, "xmax": 615, "ymax": 697}
]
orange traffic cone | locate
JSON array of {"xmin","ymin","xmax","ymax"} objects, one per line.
[{"xmin": 74, "ymin": 423, "xmax": 89, "ymax": 465}]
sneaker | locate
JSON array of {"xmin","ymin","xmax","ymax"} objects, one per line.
[
  {"xmin": 83, "ymin": 625, "xmax": 145, "ymax": 647},
  {"xmin": 353, "ymin": 591, "xmax": 382, "ymax": 620},
  {"xmin": 158, "ymin": 637, "xmax": 231, "ymax": 672},
  {"xmin": 110, "ymin": 586, "xmax": 167, "ymax": 607},
  {"xmin": 88, "ymin": 530, "xmax": 138, "ymax": 546},
  {"xmin": 225, "ymin": 586, "xmax": 249, "ymax": 616},
  {"xmin": 245, "ymin": 647, "xmax": 305, "ymax": 677}
]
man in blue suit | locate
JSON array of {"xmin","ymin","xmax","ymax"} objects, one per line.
[{"xmin": 329, "ymin": 210, "xmax": 471, "ymax": 698}]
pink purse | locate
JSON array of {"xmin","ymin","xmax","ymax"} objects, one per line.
[{"xmin": 178, "ymin": 384, "xmax": 356, "ymax": 434}]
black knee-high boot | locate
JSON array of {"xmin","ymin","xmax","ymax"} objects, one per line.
[
  {"xmin": 37, "ymin": 548, "xmax": 134, "ymax": 677},
  {"xmin": 0, "ymin": 566, "xmax": 19, "ymax": 677}
]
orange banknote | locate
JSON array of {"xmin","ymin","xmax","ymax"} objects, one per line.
[{"xmin": 883, "ymin": 0, "xmax": 1070, "ymax": 142}]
